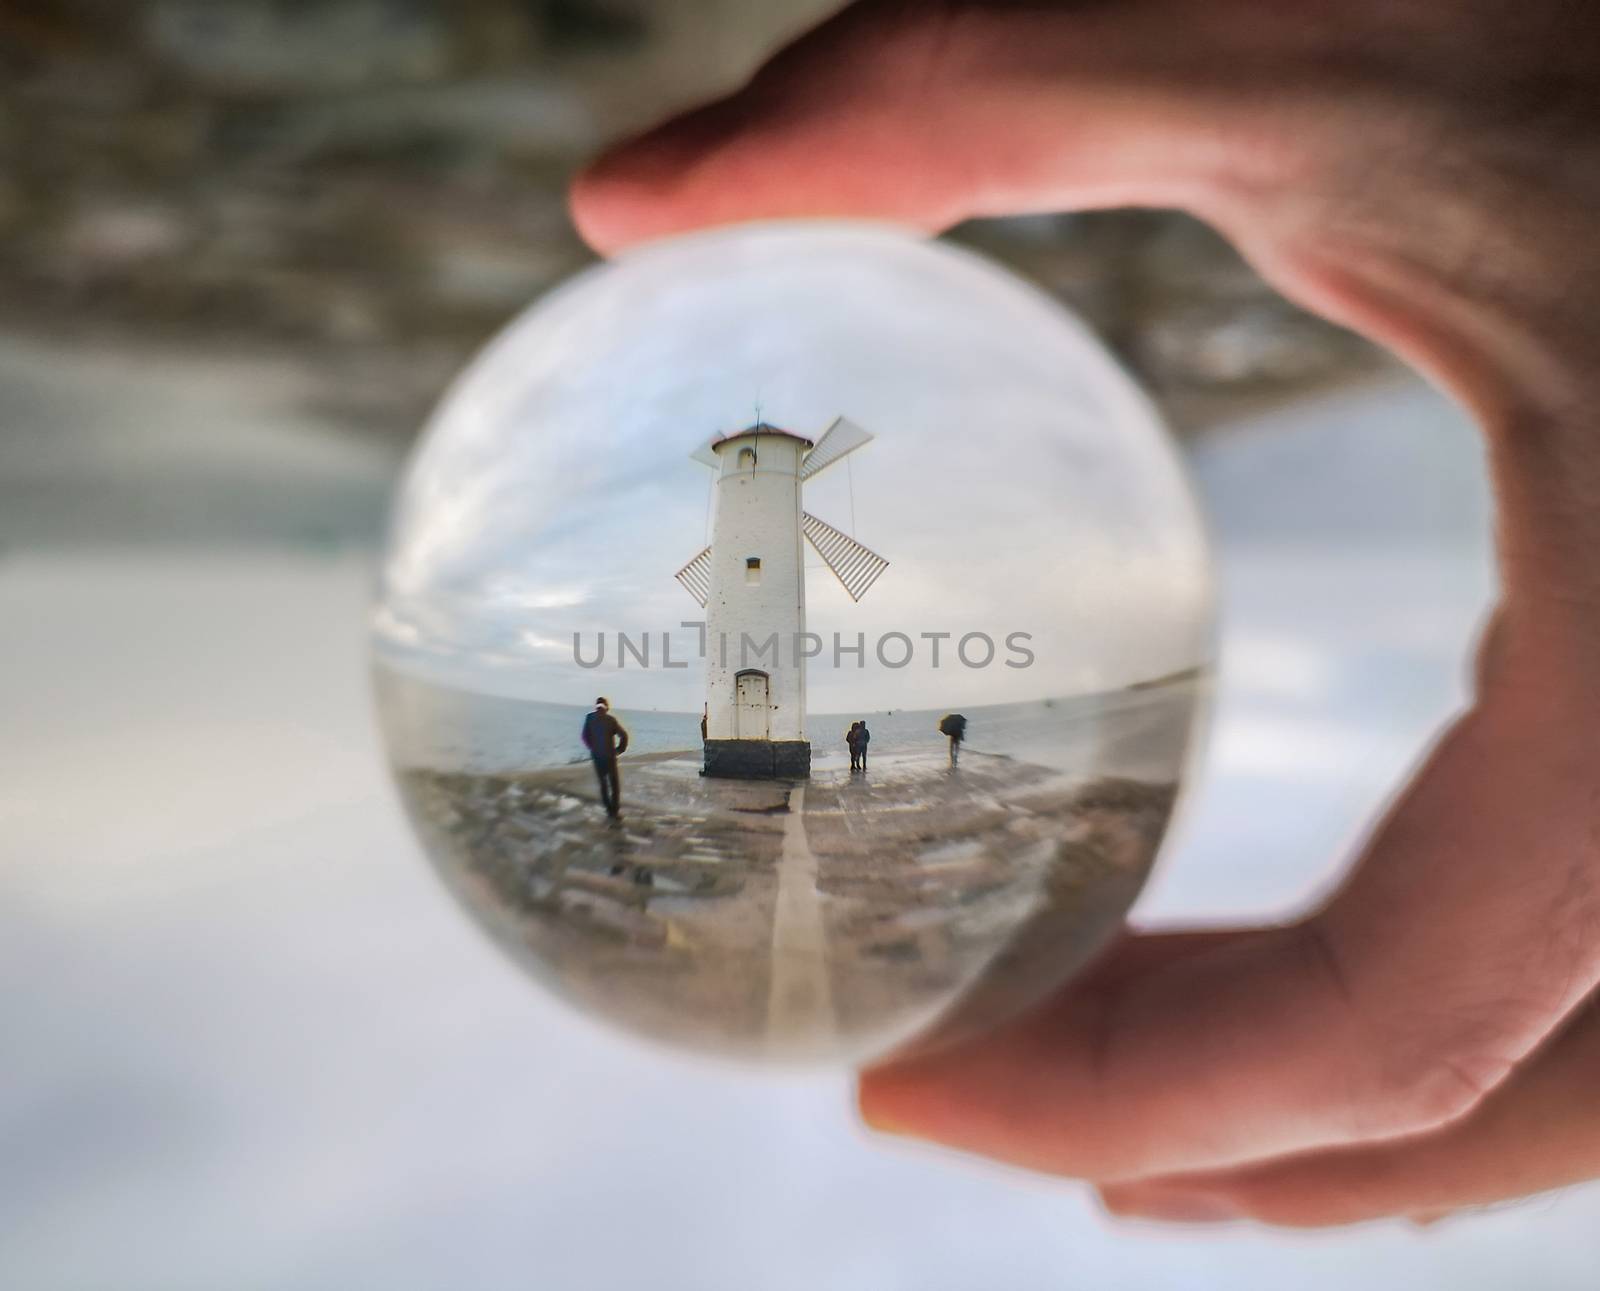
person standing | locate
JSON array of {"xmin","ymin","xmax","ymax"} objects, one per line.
[
  {"xmin": 846, "ymin": 721, "xmax": 862, "ymax": 771},
  {"xmin": 856, "ymin": 720, "xmax": 871, "ymax": 771},
  {"xmin": 580, "ymin": 696, "xmax": 629, "ymax": 818}
]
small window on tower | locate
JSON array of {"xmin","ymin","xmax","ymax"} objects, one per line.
[
  {"xmin": 738, "ymin": 447, "xmax": 757, "ymax": 469},
  {"xmin": 745, "ymin": 557, "xmax": 762, "ymax": 585}
]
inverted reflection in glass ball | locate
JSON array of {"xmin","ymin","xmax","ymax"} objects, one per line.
[{"xmin": 374, "ymin": 222, "xmax": 1213, "ymax": 1064}]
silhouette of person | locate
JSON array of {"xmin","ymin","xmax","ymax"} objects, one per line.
[
  {"xmin": 700, "ymin": 704, "xmax": 708, "ymax": 743},
  {"xmin": 846, "ymin": 720, "xmax": 862, "ymax": 771},
  {"xmin": 580, "ymin": 696, "xmax": 629, "ymax": 818},
  {"xmin": 856, "ymin": 720, "xmax": 870, "ymax": 771}
]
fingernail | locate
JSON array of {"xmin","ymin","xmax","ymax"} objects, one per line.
[
  {"xmin": 857, "ymin": 1094, "xmax": 922, "ymax": 1140},
  {"xmin": 1105, "ymin": 1189, "xmax": 1241, "ymax": 1225},
  {"xmin": 860, "ymin": 1108, "xmax": 920, "ymax": 1139},
  {"xmin": 856, "ymin": 1077, "xmax": 931, "ymax": 1142}
]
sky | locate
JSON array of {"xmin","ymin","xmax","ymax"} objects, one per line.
[
  {"xmin": 374, "ymin": 223, "xmax": 1214, "ymax": 711},
  {"xmin": 12, "ymin": 334, "xmax": 1600, "ymax": 1289}
]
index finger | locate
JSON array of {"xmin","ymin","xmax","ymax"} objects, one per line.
[{"xmin": 569, "ymin": 0, "xmax": 1246, "ymax": 255}]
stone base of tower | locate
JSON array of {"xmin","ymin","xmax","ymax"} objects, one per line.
[{"xmin": 702, "ymin": 739, "xmax": 811, "ymax": 780}]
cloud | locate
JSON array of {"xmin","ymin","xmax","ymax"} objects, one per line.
[{"xmin": 379, "ymin": 226, "xmax": 1213, "ymax": 706}]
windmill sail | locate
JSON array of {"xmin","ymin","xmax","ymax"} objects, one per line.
[
  {"xmin": 802, "ymin": 512, "xmax": 889, "ymax": 602},
  {"xmin": 689, "ymin": 436, "xmax": 722, "ymax": 469},
  {"xmin": 799, "ymin": 415, "xmax": 873, "ymax": 480},
  {"xmin": 675, "ymin": 546, "xmax": 712, "ymax": 606}
]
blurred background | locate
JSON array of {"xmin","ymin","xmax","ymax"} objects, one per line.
[{"xmin": 2, "ymin": 2, "xmax": 1594, "ymax": 1288}]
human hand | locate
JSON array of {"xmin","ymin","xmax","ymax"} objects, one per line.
[{"xmin": 569, "ymin": 0, "xmax": 1600, "ymax": 1227}]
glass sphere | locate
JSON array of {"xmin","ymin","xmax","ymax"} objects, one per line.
[{"xmin": 374, "ymin": 222, "xmax": 1213, "ymax": 1064}]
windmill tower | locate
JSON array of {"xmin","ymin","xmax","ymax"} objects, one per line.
[{"xmin": 676, "ymin": 416, "xmax": 889, "ymax": 779}]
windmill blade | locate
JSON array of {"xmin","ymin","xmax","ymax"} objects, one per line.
[
  {"xmin": 799, "ymin": 416, "xmax": 873, "ymax": 480},
  {"xmin": 803, "ymin": 512, "xmax": 889, "ymax": 602},
  {"xmin": 675, "ymin": 547, "xmax": 712, "ymax": 606}
]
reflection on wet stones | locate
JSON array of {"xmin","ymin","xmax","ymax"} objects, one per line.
[
  {"xmin": 395, "ymin": 736, "xmax": 1182, "ymax": 1062},
  {"xmin": 403, "ymin": 756, "xmax": 787, "ymax": 1052}
]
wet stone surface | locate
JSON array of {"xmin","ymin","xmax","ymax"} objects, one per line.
[{"xmin": 400, "ymin": 749, "xmax": 1176, "ymax": 1062}]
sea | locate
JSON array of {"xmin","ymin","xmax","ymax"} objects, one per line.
[{"xmin": 374, "ymin": 665, "xmax": 1206, "ymax": 786}]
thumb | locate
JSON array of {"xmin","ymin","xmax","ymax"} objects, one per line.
[{"xmin": 568, "ymin": 0, "xmax": 1256, "ymax": 255}]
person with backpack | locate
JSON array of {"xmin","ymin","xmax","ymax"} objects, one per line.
[{"xmin": 580, "ymin": 696, "xmax": 629, "ymax": 818}]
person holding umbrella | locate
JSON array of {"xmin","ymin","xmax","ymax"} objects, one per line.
[{"xmin": 938, "ymin": 713, "xmax": 967, "ymax": 767}]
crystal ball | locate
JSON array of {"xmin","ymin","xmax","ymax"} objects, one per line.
[{"xmin": 374, "ymin": 222, "xmax": 1213, "ymax": 1064}]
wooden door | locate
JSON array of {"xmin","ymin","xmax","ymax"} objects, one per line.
[{"xmin": 734, "ymin": 670, "xmax": 769, "ymax": 740}]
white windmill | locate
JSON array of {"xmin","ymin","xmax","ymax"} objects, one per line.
[{"xmin": 676, "ymin": 416, "xmax": 889, "ymax": 778}]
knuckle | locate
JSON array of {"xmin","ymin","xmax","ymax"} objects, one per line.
[
  {"xmin": 814, "ymin": 0, "xmax": 981, "ymax": 83},
  {"xmin": 1349, "ymin": 1001, "xmax": 1526, "ymax": 1137},
  {"xmin": 1293, "ymin": 920, "xmax": 1517, "ymax": 1136},
  {"xmin": 1364, "ymin": 1048, "xmax": 1504, "ymax": 1134}
]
